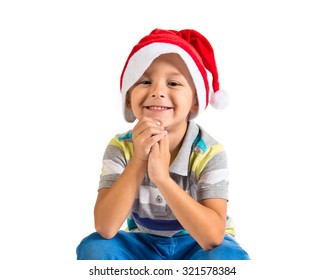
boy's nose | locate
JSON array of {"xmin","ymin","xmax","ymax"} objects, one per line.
[
  {"xmin": 151, "ymin": 92, "xmax": 165, "ymax": 98},
  {"xmin": 150, "ymin": 85, "xmax": 165, "ymax": 98},
  {"xmin": 150, "ymin": 82, "xmax": 166, "ymax": 98}
]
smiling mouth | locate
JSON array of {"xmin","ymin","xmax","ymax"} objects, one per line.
[{"xmin": 144, "ymin": 106, "xmax": 173, "ymax": 111}]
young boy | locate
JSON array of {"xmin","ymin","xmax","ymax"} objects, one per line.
[{"xmin": 76, "ymin": 28, "xmax": 250, "ymax": 260}]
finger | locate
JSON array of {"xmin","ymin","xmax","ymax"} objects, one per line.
[
  {"xmin": 133, "ymin": 123, "xmax": 165, "ymax": 142},
  {"xmin": 145, "ymin": 132, "xmax": 167, "ymax": 148},
  {"xmin": 140, "ymin": 127, "xmax": 166, "ymax": 141},
  {"xmin": 136, "ymin": 117, "xmax": 162, "ymax": 129},
  {"xmin": 159, "ymin": 133, "xmax": 169, "ymax": 153},
  {"xmin": 133, "ymin": 118, "xmax": 163, "ymax": 137},
  {"xmin": 150, "ymin": 142, "xmax": 159, "ymax": 155}
]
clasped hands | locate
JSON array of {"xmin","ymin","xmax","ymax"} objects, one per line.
[{"xmin": 132, "ymin": 117, "xmax": 170, "ymax": 185}]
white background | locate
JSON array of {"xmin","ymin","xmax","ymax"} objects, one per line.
[{"xmin": 1, "ymin": 0, "xmax": 324, "ymax": 278}]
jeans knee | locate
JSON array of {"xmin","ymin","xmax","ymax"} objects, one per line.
[
  {"xmin": 206, "ymin": 235, "xmax": 250, "ymax": 260},
  {"xmin": 76, "ymin": 232, "xmax": 117, "ymax": 260}
]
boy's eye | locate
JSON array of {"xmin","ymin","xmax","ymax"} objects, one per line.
[
  {"xmin": 140, "ymin": 80, "xmax": 151, "ymax": 85},
  {"xmin": 168, "ymin": 81, "xmax": 180, "ymax": 87}
]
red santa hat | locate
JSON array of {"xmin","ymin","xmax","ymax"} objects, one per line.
[{"xmin": 120, "ymin": 28, "xmax": 229, "ymax": 122}]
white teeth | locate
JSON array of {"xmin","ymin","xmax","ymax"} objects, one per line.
[{"xmin": 147, "ymin": 106, "xmax": 169, "ymax": 110}]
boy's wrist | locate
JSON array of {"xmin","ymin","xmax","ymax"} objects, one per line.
[
  {"xmin": 133, "ymin": 155, "xmax": 148, "ymax": 162},
  {"xmin": 151, "ymin": 175, "xmax": 173, "ymax": 189},
  {"xmin": 129, "ymin": 156, "xmax": 148, "ymax": 170}
]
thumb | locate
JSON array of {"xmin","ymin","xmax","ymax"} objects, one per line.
[
  {"xmin": 150, "ymin": 142, "xmax": 159, "ymax": 156},
  {"xmin": 160, "ymin": 134, "xmax": 169, "ymax": 153}
]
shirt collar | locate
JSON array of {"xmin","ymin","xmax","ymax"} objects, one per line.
[{"xmin": 169, "ymin": 121, "xmax": 199, "ymax": 176}]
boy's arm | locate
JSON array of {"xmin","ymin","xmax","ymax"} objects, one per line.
[
  {"xmin": 156, "ymin": 179, "xmax": 227, "ymax": 251},
  {"xmin": 94, "ymin": 117, "xmax": 166, "ymax": 239},
  {"xmin": 94, "ymin": 157, "xmax": 147, "ymax": 239},
  {"xmin": 149, "ymin": 136, "xmax": 227, "ymax": 251}
]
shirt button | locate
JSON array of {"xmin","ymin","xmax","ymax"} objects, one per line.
[{"xmin": 156, "ymin": 195, "xmax": 163, "ymax": 203}]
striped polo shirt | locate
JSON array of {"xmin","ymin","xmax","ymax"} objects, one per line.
[{"xmin": 99, "ymin": 121, "xmax": 230, "ymax": 237}]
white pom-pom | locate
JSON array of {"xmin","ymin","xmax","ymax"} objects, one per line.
[{"xmin": 209, "ymin": 89, "xmax": 230, "ymax": 110}]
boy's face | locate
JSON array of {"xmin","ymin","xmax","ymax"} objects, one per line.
[{"xmin": 126, "ymin": 53, "xmax": 198, "ymax": 131}]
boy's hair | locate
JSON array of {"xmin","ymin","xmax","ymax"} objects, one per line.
[{"xmin": 119, "ymin": 28, "xmax": 229, "ymax": 123}]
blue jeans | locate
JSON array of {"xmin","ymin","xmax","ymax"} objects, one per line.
[{"xmin": 76, "ymin": 231, "xmax": 250, "ymax": 260}]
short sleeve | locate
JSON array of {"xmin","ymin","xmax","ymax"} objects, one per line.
[
  {"xmin": 98, "ymin": 137, "xmax": 127, "ymax": 190},
  {"xmin": 196, "ymin": 149, "xmax": 229, "ymax": 201}
]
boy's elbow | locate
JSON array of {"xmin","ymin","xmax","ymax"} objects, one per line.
[
  {"xmin": 95, "ymin": 224, "xmax": 118, "ymax": 240},
  {"xmin": 201, "ymin": 232, "xmax": 225, "ymax": 251}
]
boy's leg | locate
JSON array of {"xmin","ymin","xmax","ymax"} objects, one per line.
[
  {"xmin": 76, "ymin": 231, "xmax": 165, "ymax": 260},
  {"xmin": 187, "ymin": 235, "xmax": 250, "ymax": 260},
  {"xmin": 173, "ymin": 234, "xmax": 250, "ymax": 260}
]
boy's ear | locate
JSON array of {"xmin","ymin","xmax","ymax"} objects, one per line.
[
  {"xmin": 125, "ymin": 91, "xmax": 131, "ymax": 108},
  {"xmin": 191, "ymin": 95, "xmax": 199, "ymax": 113}
]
